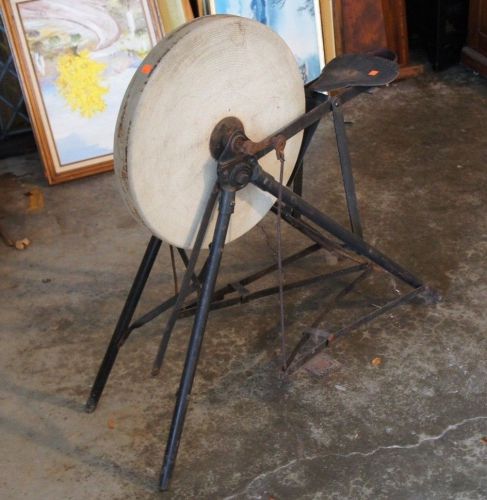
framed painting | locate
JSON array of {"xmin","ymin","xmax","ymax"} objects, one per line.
[
  {"xmin": 1, "ymin": 0, "xmax": 163, "ymax": 184},
  {"xmin": 207, "ymin": 0, "xmax": 335, "ymax": 83}
]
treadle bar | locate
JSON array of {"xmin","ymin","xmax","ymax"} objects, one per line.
[
  {"xmin": 285, "ymin": 267, "xmax": 371, "ymax": 368},
  {"xmin": 310, "ymin": 266, "xmax": 373, "ymax": 329},
  {"xmin": 287, "ymin": 286, "xmax": 426, "ymax": 375}
]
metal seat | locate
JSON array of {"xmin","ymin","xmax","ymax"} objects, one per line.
[{"xmin": 307, "ymin": 50, "xmax": 399, "ymax": 93}]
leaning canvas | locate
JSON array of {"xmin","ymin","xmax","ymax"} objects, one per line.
[
  {"xmin": 1, "ymin": 0, "xmax": 163, "ymax": 183},
  {"xmin": 209, "ymin": 0, "xmax": 326, "ymax": 83}
]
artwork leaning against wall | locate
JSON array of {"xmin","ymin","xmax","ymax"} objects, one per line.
[
  {"xmin": 208, "ymin": 0, "xmax": 335, "ymax": 83},
  {"xmin": 1, "ymin": 0, "xmax": 163, "ymax": 183}
]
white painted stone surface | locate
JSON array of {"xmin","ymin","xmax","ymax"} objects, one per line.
[{"xmin": 115, "ymin": 15, "xmax": 305, "ymax": 249}]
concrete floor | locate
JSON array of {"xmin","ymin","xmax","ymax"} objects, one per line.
[{"xmin": 1, "ymin": 64, "xmax": 486, "ymax": 499}]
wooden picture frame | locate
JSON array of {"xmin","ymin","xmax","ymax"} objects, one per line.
[
  {"xmin": 207, "ymin": 0, "xmax": 335, "ymax": 82},
  {"xmin": 157, "ymin": 0, "xmax": 194, "ymax": 33},
  {"xmin": 319, "ymin": 0, "xmax": 336, "ymax": 63},
  {"xmin": 1, "ymin": 0, "xmax": 163, "ymax": 184}
]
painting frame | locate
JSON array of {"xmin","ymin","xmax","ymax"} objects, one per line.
[
  {"xmin": 157, "ymin": 0, "xmax": 193, "ymax": 33},
  {"xmin": 207, "ymin": 0, "xmax": 335, "ymax": 83},
  {"xmin": 1, "ymin": 0, "xmax": 164, "ymax": 184}
]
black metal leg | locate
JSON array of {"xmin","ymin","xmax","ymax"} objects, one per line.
[
  {"xmin": 287, "ymin": 91, "xmax": 328, "ymax": 191},
  {"xmin": 85, "ymin": 236, "xmax": 162, "ymax": 413},
  {"xmin": 251, "ymin": 163, "xmax": 423, "ymax": 289},
  {"xmin": 159, "ymin": 188, "xmax": 235, "ymax": 491},
  {"xmin": 152, "ymin": 184, "xmax": 219, "ymax": 376},
  {"xmin": 292, "ymin": 163, "xmax": 303, "ymax": 197},
  {"xmin": 331, "ymin": 96, "xmax": 363, "ymax": 238}
]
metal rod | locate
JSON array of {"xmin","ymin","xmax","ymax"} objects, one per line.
[
  {"xmin": 310, "ymin": 266, "xmax": 372, "ymax": 330},
  {"xmin": 169, "ymin": 245, "xmax": 179, "ymax": 294},
  {"xmin": 177, "ymin": 247, "xmax": 202, "ymax": 291},
  {"xmin": 284, "ymin": 266, "xmax": 370, "ymax": 369},
  {"xmin": 159, "ymin": 188, "xmax": 236, "ymax": 491},
  {"xmin": 178, "ymin": 263, "xmax": 368, "ymax": 317},
  {"xmin": 177, "ymin": 248, "xmax": 190, "ymax": 267},
  {"xmin": 124, "ymin": 253, "xmax": 211, "ymax": 337},
  {"xmin": 333, "ymin": 287, "xmax": 425, "ymax": 342},
  {"xmin": 287, "ymin": 286, "xmax": 425, "ymax": 374},
  {"xmin": 253, "ymin": 87, "xmax": 368, "ymax": 161},
  {"xmin": 274, "ymin": 155, "xmax": 286, "ymax": 369},
  {"xmin": 152, "ymin": 184, "xmax": 220, "ymax": 376},
  {"xmin": 85, "ymin": 236, "xmax": 162, "ymax": 413},
  {"xmin": 251, "ymin": 163, "xmax": 423, "ymax": 290},
  {"xmin": 126, "ymin": 245, "xmax": 321, "ymax": 338},
  {"xmin": 191, "ymin": 243, "xmax": 321, "ymax": 305},
  {"xmin": 287, "ymin": 91, "xmax": 329, "ymax": 191},
  {"xmin": 291, "ymin": 162, "xmax": 303, "ymax": 197},
  {"xmin": 127, "ymin": 293, "xmax": 188, "ymax": 336},
  {"xmin": 273, "ymin": 205, "xmax": 364, "ymax": 263},
  {"xmin": 332, "ymin": 97, "xmax": 363, "ymax": 237}
]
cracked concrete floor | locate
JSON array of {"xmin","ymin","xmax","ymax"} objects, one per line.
[{"xmin": 1, "ymin": 65, "xmax": 486, "ymax": 499}]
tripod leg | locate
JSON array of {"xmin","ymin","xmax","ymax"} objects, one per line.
[
  {"xmin": 159, "ymin": 188, "xmax": 235, "ymax": 491},
  {"xmin": 332, "ymin": 96, "xmax": 363, "ymax": 238},
  {"xmin": 85, "ymin": 236, "xmax": 162, "ymax": 413},
  {"xmin": 292, "ymin": 163, "xmax": 303, "ymax": 197},
  {"xmin": 152, "ymin": 184, "xmax": 219, "ymax": 376}
]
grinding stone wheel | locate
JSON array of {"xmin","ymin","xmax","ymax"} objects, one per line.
[{"xmin": 115, "ymin": 15, "xmax": 305, "ymax": 249}]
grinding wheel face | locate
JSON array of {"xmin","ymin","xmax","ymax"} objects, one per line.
[{"xmin": 115, "ymin": 15, "xmax": 305, "ymax": 249}]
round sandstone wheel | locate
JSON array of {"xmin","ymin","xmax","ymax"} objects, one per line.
[{"xmin": 115, "ymin": 15, "xmax": 305, "ymax": 249}]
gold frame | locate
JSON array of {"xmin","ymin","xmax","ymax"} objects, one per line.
[
  {"xmin": 319, "ymin": 0, "xmax": 336, "ymax": 62},
  {"xmin": 1, "ymin": 0, "xmax": 163, "ymax": 184},
  {"xmin": 157, "ymin": 0, "xmax": 194, "ymax": 33}
]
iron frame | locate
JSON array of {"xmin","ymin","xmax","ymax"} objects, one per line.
[{"xmin": 86, "ymin": 80, "xmax": 437, "ymax": 491}]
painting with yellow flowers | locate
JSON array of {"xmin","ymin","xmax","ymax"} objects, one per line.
[{"xmin": 1, "ymin": 0, "xmax": 163, "ymax": 183}]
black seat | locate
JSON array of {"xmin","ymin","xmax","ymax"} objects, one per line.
[{"xmin": 307, "ymin": 51, "xmax": 399, "ymax": 93}]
